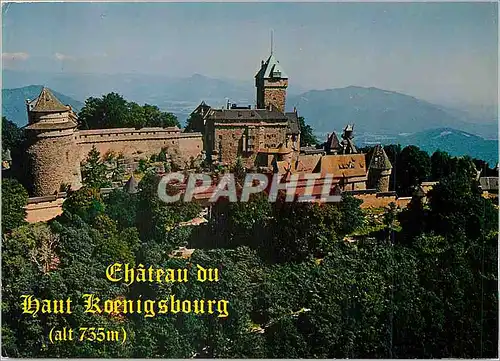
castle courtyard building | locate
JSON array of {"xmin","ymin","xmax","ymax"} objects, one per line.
[{"xmin": 189, "ymin": 51, "xmax": 300, "ymax": 169}]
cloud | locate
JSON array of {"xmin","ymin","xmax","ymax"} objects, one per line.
[
  {"xmin": 54, "ymin": 52, "xmax": 76, "ymax": 61},
  {"xmin": 2, "ymin": 52, "xmax": 30, "ymax": 69},
  {"xmin": 2, "ymin": 52, "xmax": 29, "ymax": 61}
]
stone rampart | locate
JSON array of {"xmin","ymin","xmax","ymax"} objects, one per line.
[
  {"xmin": 26, "ymin": 197, "xmax": 65, "ymax": 223},
  {"xmin": 77, "ymin": 127, "xmax": 203, "ymax": 163}
]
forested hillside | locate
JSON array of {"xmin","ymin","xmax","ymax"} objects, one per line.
[{"xmin": 2, "ymin": 141, "xmax": 498, "ymax": 358}]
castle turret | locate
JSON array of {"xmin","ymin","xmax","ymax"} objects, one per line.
[
  {"xmin": 368, "ymin": 144, "xmax": 392, "ymax": 192},
  {"xmin": 25, "ymin": 87, "xmax": 82, "ymax": 196},
  {"xmin": 255, "ymin": 51, "xmax": 288, "ymax": 113}
]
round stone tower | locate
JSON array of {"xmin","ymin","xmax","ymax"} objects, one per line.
[
  {"xmin": 25, "ymin": 87, "xmax": 82, "ymax": 196},
  {"xmin": 368, "ymin": 144, "xmax": 393, "ymax": 193}
]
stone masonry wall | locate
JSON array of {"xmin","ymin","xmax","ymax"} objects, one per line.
[
  {"xmin": 27, "ymin": 130, "xmax": 82, "ymax": 196},
  {"xmin": 77, "ymin": 128, "xmax": 203, "ymax": 164},
  {"xmin": 29, "ymin": 127, "xmax": 203, "ymax": 196},
  {"xmin": 25, "ymin": 198, "xmax": 64, "ymax": 223},
  {"xmin": 376, "ymin": 173, "xmax": 391, "ymax": 193},
  {"xmin": 213, "ymin": 123, "xmax": 288, "ymax": 166},
  {"xmin": 263, "ymin": 79, "xmax": 288, "ymax": 113}
]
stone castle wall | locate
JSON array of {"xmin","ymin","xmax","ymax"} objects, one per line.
[
  {"xmin": 212, "ymin": 123, "xmax": 289, "ymax": 166},
  {"xmin": 26, "ymin": 197, "xmax": 65, "ymax": 223},
  {"xmin": 28, "ymin": 126, "xmax": 203, "ymax": 196},
  {"xmin": 77, "ymin": 127, "xmax": 203, "ymax": 163},
  {"xmin": 356, "ymin": 193, "xmax": 411, "ymax": 209}
]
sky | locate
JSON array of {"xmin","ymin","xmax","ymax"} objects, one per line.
[{"xmin": 1, "ymin": 2, "xmax": 498, "ymax": 107}]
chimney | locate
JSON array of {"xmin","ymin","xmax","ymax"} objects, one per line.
[
  {"xmin": 226, "ymin": 99, "xmax": 230, "ymax": 110},
  {"xmin": 293, "ymin": 106, "xmax": 297, "ymax": 113}
]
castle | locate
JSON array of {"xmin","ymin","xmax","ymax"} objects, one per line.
[
  {"xmin": 24, "ymin": 48, "xmax": 393, "ymax": 198},
  {"xmin": 24, "ymin": 88, "xmax": 203, "ymax": 196},
  {"xmin": 188, "ymin": 52, "xmax": 300, "ymax": 169}
]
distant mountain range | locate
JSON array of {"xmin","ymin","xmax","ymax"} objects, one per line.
[
  {"xmin": 287, "ymin": 86, "xmax": 498, "ymax": 140},
  {"xmin": 2, "ymin": 72, "xmax": 497, "ymax": 164},
  {"xmin": 351, "ymin": 128, "xmax": 498, "ymax": 166},
  {"xmin": 2, "ymin": 85, "xmax": 83, "ymax": 126},
  {"xmin": 397, "ymin": 128, "xmax": 498, "ymax": 166}
]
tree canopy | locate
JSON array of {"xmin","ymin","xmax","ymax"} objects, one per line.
[
  {"xmin": 78, "ymin": 93, "xmax": 180, "ymax": 130},
  {"xmin": 2, "ymin": 139, "xmax": 498, "ymax": 358},
  {"xmin": 298, "ymin": 116, "xmax": 319, "ymax": 147}
]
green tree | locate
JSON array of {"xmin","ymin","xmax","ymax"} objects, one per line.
[
  {"xmin": 78, "ymin": 93, "xmax": 130, "ymax": 129},
  {"xmin": 231, "ymin": 156, "xmax": 246, "ymax": 184},
  {"xmin": 430, "ymin": 150, "xmax": 454, "ymax": 181},
  {"xmin": 78, "ymin": 93, "xmax": 180, "ymax": 130},
  {"xmin": 298, "ymin": 116, "xmax": 318, "ymax": 147},
  {"xmin": 61, "ymin": 187, "xmax": 105, "ymax": 224},
  {"xmin": 269, "ymin": 195, "xmax": 346, "ymax": 263},
  {"xmin": 2, "ymin": 117, "xmax": 24, "ymax": 152},
  {"xmin": 135, "ymin": 172, "xmax": 201, "ymax": 248},
  {"xmin": 2, "ymin": 178, "xmax": 29, "ymax": 232},
  {"xmin": 206, "ymin": 192, "xmax": 271, "ymax": 250},
  {"xmin": 339, "ymin": 193, "xmax": 364, "ymax": 234},
  {"xmin": 396, "ymin": 145, "xmax": 431, "ymax": 196},
  {"xmin": 427, "ymin": 172, "xmax": 497, "ymax": 240},
  {"xmin": 105, "ymin": 188, "xmax": 138, "ymax": 230},
  {"xmin": 81, "ymin": 146, "xmax": 111, "ymax": 189},
  {"xmin": 143, "ymin": 104, "xmax": 179, "ymax": 128}
]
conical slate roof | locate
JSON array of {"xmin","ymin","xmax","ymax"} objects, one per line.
[
  {"xmin": 368, "ymin": 144, "xmax": 392, "ymax": 170},
  {"xmin": 124, "ymin": 175, "xmax": 139, "ymax": 194},
  {"xmin": 255, "ymin": 53, "xmax": 288, "ymax": 80},
  {"xmin": 30, "ymin": 87, "xmax": 69, "ymax": 112}
]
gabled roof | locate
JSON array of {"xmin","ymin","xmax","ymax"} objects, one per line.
[
  {"xmin": 29, "ymin": 87, "xmax": 69, "ymax": 112},
  {"xmin": 191, "ymin": 101, "xmax": 212, "ymax": 118},
  {"xmin": 255, "ymin": 54, "xmax": 288, "ymax": 80},
  {"xmin": 368, "ymin": 144, "xmax": 392, "ymax": 170}
]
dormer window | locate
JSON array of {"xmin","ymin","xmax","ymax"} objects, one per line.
[{"xmin": 272, "ymin": 70, "xmax": 281, "ymax": 78}]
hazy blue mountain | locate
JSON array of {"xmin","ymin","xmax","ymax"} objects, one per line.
[
  {"xmin": 2, "ymin": 85, "xmax": 84, "ymax": 127},
  {"xmin": 288, "ymin": 86, "xmax": 498, "ymax": 140},
  {"xmin": 396, "ymin": 128, "xmax": 498, "ymax": 165}
]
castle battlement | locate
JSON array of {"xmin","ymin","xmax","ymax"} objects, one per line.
[{"xmin": 77, "ymin": 127, "xmax": 202, "ymax": 144}]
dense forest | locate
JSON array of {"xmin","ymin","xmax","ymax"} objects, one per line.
[{"xmin": 1, "ymin": 115, "xmax": 499, "ymax": 358}]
